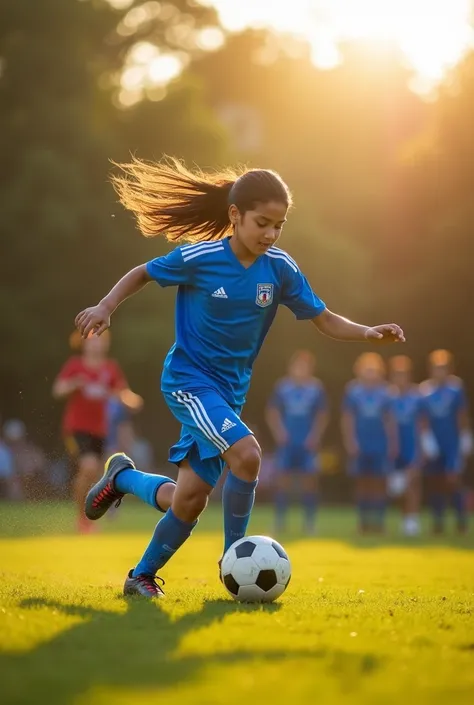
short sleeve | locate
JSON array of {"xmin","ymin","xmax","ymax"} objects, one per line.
[
  {"xmin": 56, "ymin": 357, "xmax": 80, "ymax": 381},
  {"xmin": 280, "ymin": 265, "xmax": 326, "ymax": 320},
  {"xmin": 417, "ymin": 384, "xmax": 428, "ymax": 413},
  {"xmin": 455, "ymin": 384, "xmax": 468, "ymax": 411},
  {"xmin": 415, "ymin": 395, "xmax": 424, "ymax": 421},
  {"xmin": 383, "ymin": 390, "xmax": 393, "ymax": 414},
  {"xmin": 342, "ymin": 385, "xmax": 356, "ymax": 412},
  {"xmin": 146, "ymin": 247, "xmax": 193, "ymax": 287},
  {"xmin": 269, "ymin": 382, "xmax": 284, "ymax": 410},
  {"xmin": 316, "ymin": 385, "xmax": 328, "ymax": 412}
]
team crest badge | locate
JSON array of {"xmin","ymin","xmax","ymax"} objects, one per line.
[{"xmin": 256, "ymin": 283, "xmax": 274, "ymax": 308}]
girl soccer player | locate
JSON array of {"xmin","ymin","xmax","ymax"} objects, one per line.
[
  {"xmin": 388, "ymin": 355, "xmax": 422, "ymax": 537},
  {"xmin": 77, "ymin": 158, "xmax": 404, "ymax": 597},
  {"xmin": 53, "ymin": 331, "xmax": 128, "ymax": 533},
  {"xmin": 342, "ymin": 353, "xmax": 397, "ymax": 534},
  {"xmin": 420, "ymin": 350, "xmax": 472, "ymax": 534},
  {"xmin": 265, "ymin": 350, "xmax": 329, "ymax": 534}
]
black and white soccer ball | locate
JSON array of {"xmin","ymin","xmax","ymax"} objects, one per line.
[{"xmin": 221, "ymin": 535, "xmax": 291, "ymax": 603}]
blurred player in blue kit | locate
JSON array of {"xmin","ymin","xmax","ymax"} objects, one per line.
[
  {"xmin": 388, "ymin": 355, "xmax": 422, "ymax": 537},
  {"xmin": 106, "ymin": 389, "xmax": 144, "ymax": 456},
  {"xmin": 420, "ymin": 350, "xmax": 472, "ymax": 534},
  {"xmin": 266, "ymin": 350, "xmax": 329, "ymax": 534},
  {"xmin": 76, "ymin": 157, "xmax": 404, "ymax": 598},
  {"xmin": 342, "ymin": 353, "xmax": 397, "ymax": 534}
]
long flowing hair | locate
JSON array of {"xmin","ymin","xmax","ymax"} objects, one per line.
[{"xmin": 111, "ymin": 156, "xmax": 291, "ymax": 243}]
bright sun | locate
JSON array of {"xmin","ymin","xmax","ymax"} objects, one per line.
[
  {"xmin": 112, "ymin": 0, "xmax": 474, "ymax": 103},
  {"xmin": 208, "ymin": 0, "xmax": 474, "ymax": 93}
]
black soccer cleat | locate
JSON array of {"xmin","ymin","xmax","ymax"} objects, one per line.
[
  {"xmin": 123, "ymin": 569, "xmax": 165, "ymax": 599},
  {"xmin": 85, "ymin": 452, "xmax": 135, "ymax": 520}
]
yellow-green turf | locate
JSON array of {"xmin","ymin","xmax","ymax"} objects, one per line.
[{"xmin": 0, "ymin": 502, "xmax": 473, "ymax": 705}]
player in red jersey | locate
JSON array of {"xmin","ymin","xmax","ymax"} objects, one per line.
[{"xmin": 53, "ymin": 330, "xmax": 127, "ymax": 532}]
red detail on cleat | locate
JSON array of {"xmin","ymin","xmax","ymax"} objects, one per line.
[{"xmin": 92, "ymin": 483, "xmax": 119, "ymax": 508}]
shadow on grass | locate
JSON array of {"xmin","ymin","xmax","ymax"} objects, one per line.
[{"xmin": 1, "ymin": 595, "xmax": 382, "ymax": 705}]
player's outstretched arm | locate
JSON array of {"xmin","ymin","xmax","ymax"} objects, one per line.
[
  {"xmin": 312, "ymin": 309, "xmax": 405, "ymax": 344},
  {"xmin": 75, "ymin": 264, "xmax": 152, "ymax": 338}
]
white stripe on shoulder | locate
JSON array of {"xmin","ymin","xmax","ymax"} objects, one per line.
[
  {"xmin": 268, "ymin": 247, "xmax": 298, "ymax": 268},
  {"xmin": 264, "ymin": 251, "xmax": 298, "ymax": 273},
  {"xmin": 181, "ymin": 240, "xmax": 224, "ymax": 253},
  {"xmin": 182, "ymin": 244, "xmax": 225, "ymax": 262}
]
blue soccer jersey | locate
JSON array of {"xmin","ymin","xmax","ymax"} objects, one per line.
[
  {"xmin": 343, "ymin": 381, "xmax": 392, "ymax": 456},
  {"xmin": 389, "ymin": 385, "xmax": 421, "ymax": 467},
  {"xmin": 419, "ymin": 377, "xmax": 466, "ymax": 453},
  {"xmin": 146, "ymin": 238, "xmax": 326, "ymax": 407},
  {"xmin": 270, "ymin": 378, "xmax": 327, "ymax": 447}
]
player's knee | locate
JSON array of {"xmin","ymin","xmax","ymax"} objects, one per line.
[{"xmin": 231, "ymin": 439, "xmax": 262, "ymax": 482}]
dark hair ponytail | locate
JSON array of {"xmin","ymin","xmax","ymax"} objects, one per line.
[{"xmin": 111, "ymin": 156, "xmax": 291, "ymax": 243}]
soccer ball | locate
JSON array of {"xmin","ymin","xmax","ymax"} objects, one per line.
[{"xmin": 221, "ymin": 535, "xmax": 291, "ymax": 603}]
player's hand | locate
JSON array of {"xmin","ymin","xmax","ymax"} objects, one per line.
[
  {"xmin": 365, "ymin": 324, "xmax": 405, "ymax": 344},
  {"xmin": 119, "ymin": 388, "xmax": 144, "ymax": 412},
  {"xmin": 72, "ymin": 375, "xmax": 87, "ymax": 391},
  {"xmin": 75, "ymin": 304, "xmax": 111, "ymax": 338}
]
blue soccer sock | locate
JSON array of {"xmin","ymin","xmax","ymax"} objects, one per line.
[
  {"xmin": 274, "ymin": 489, "xmax": 289, "ymax": 531},
  {"xmin": 357, "ymin": 498, "xmax": 370, "ymax": 530},
  {"xmin": 452, "ymin": 488, "xmax": 468, "ymax": 529},
  {"xmin": 430, "ymin": 493, "xmax": 446, "ymax": 529},
  {"xmin": 133, "ymin": 508, "xmax": 196, "ymax": 577},
  {"xmin": 222, "ymin": 472, "xmax": 258, "ymax": 555},
  {"xmin": 372, "ymin": 498, "xmax": 387, "ymax": 530},
  {"xmin": 115, "ymin": 469, "xmax": 174, "ymax": 512},
  {"xmin": 302, "ymin": 492, "xmax": 318, "ymax": 531}
]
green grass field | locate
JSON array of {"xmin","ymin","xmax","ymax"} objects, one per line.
[{"xmin": 1, "ymin": 502, "xmax": 473, "ymax": 705}]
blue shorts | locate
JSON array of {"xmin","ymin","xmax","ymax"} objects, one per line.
[
  {"xmin": 276, "ymin": 445, "xmax": 318, "ymax": 474},
  {"xmin": 349, "ymin": 453, "xmax": 390, "ymax": 477},
  {"xmin": 164, "ymin": 388, "xmax": 252, "ymax": 487},
  {"xmin": 424, "ymin": 448, "xmax": 463, "ymax": 475}
]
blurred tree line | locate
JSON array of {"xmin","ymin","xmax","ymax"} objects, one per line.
[{"xmin": 1, "ymin": 0, "xmax": 473, "ymax": 461}]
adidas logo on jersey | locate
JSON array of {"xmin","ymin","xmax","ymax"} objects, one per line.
[
  {"xmin": 212, "ymin": 287, "xmax": 228, "ymax": 298},
  {"xmin": 221, "ymin": 418, "xmax": 236, "ymax": 433}
]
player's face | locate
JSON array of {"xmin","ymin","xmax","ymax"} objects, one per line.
[
  {"xmin": 430, "ymin": 363, "xmax": 450, "ymax": 382},
  {"xmin": 83, "ymin": 333, "xmax": 109, "ymax": 358},
  {"xmin": 390, "ymin": 369, "xmax": 411, "ymax": 386},
  {"xmin": 359, "ymin": 366, "xmax": 383, "ymax": 384},
  {"xmin": 232, "ymin": 201, "xmax": 288, "ymax": 256},
  {"xmin": 289, "ymin": 358, "xmax": 314, "ymax": 381}
]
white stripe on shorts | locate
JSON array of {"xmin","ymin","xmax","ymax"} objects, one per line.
[
  {"xmin": 182, "ymin": 391, "xmax": 230, "ymax": 452},
  {"xmin": 172, "ymin": 391, "xmax": 229, "ymax": 453}
]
